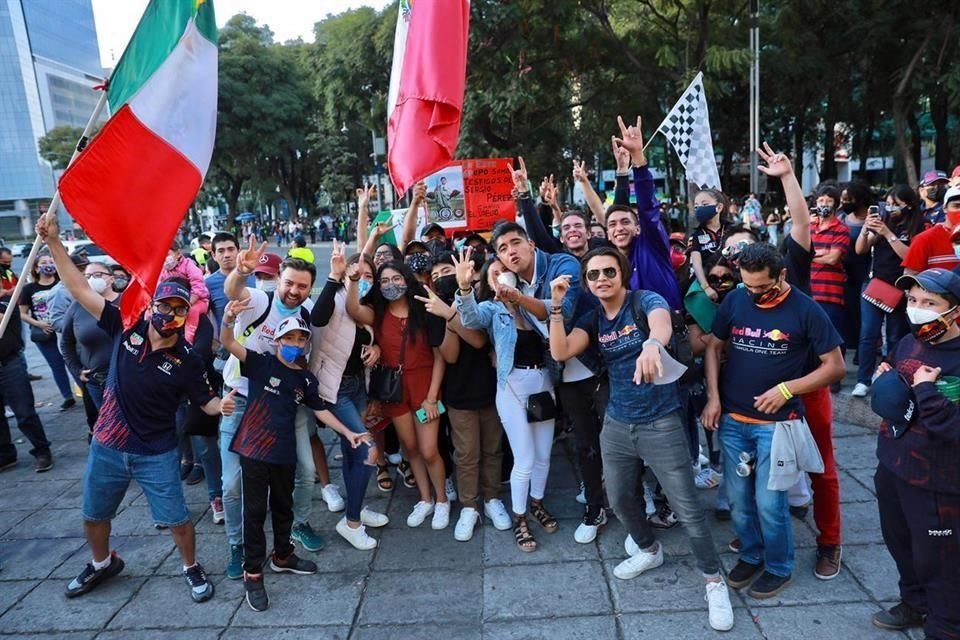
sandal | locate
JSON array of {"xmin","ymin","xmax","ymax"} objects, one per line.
[
  {"xmin": 530, "ymin": 499, "xmax": 559, "ymax": 533},
  {"xmin": 513, "ymin": 515, "xmax": 537, "ymax": 552},
  {"xmin": 376, "ymin": 464, "xmax": 394, "ymax": 492},
  {"xmin": 397, "ymin": 460, "xmax": 417, "ymax": 489}
]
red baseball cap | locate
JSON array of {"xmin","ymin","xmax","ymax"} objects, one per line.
[{"xmin": 253, "ymin": 253, "xmax": 282, "ymax": 277}]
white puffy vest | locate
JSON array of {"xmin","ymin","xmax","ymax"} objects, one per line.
[{"xmin": 310, "ymin": 288, "xmax": 371, "ymax": 403}]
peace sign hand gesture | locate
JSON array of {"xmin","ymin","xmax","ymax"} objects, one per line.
[
  {"xmin": 539, "ymin": 175, "xmax": 557, "ymax": 206},
  {"xmin": 414, "ymin": 287, "xmax": 455, "ymax": 320},
  {"xmin": 330, "ymin": 239, "xmax": 347, "ymax": 281},
  {"xmin": 614, "ymin": 115, "xmax": 647, "ymax": 167},
  {"xmin": 452, "ymin": 247, "xmax": 475, "ymax": 291},
  {"xmin": 237, "ymin": 235, "xmax": 268, "ymax": 275},
  {"xmin": 572, "ymin": 159, "xmax": 588, "ymax": 184},
  {"xmin": 756, "ymin": 142, "xmax": 794, "ymax": 179},
  {"xmin": 356, "ymin": 184, "xmax": 375, "ymax": 208},
  {"xmin": 507, "ymin": 157, "xmax": 529, "ymax": 193}
]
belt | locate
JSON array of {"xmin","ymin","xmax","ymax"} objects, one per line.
[{"xmin": 513, "ymin": 364, "xmax": 541, "ymax": 370}]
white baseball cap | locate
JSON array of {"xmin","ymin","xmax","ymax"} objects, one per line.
[{"xmin": 275, "ymin": 316, "xmax": 311, "ymax": 340}]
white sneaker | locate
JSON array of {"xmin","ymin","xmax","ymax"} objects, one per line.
[
  {"xmin": 484, "ymin": 499, "xmax": 512, "ymax": 531},
  {"xmin": 387, "ymin": 452, "xmax": 402, "ymax": 465},
  {"xmin": 3, "ymin": 407, "xmax": 13, "ymax": 419},
  {"xmin": 625, "ymin": 534, "xmax": 640, "ymax": 556},
  {"xmin": 574, "ymin": 509, "xmax": 607, "ymax": 544},
  {"xmin": 695, "ymin": 467, "xmax": 723, "ymax": 489},
  {"xmin": 445, "ymin": 477, "xmax": 458, "ymax": 502},
  {"xmin": 406, "ymin": 500, "xmax": 434, "ymax": 527},
  {"xmin": 432, "ymin": 501, "xmax": 451, "ymax": 530},
  {"xmin": 336, "ymin": 518, "xmax": 377, "ymax": 550},
  {"xmin": 850, "ymin": 382, "xmax": 870, "ymax": 398},
  {"xmin": 705, "ymin": 580, "xmax": 735, "ymax": 631},
  {"xmin": 613, "ymin": 541, "xmax": 663, "ymax": 579},
  {"xmin": 359, "ymin": 507, "xmax": 389, "ymax": 528},
  {"xmin": 575, "ymin": 482, "xmax": 586, "ymax": 505},
  {"xmin": 321, "ymin": 484, "xmax": 345, "ymax": 512},
  {"xmin": 454, "ymin": 507, "xmax": 480, "ymax": 541}
]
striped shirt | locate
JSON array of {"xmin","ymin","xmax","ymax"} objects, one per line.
[
  {"xmin": 810, "ymin": 217, "xmax": 850, "ymax": 306},
  {"xmin": 901, "ymin": 224, "xmax": 960, "ymax": 273}
]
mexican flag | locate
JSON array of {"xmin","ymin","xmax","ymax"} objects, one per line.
[{"xmin": 59, "ymin": 0, "xmax": 218, "ymax": 327}]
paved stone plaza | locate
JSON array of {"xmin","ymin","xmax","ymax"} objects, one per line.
[{"xmin": 0, "ymin": 245, "xmax": 924, "ymax": 639}]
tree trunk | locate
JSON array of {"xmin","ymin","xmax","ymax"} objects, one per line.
[
  {"xmin": 821, "ymin": 94, "xmax": 836, "ymax": 180},
  {"xmin": 892, "ymin": 95, "xmax": 918, "ymax": 189},
  {"xmin": 793, "ymin": 109, "xmax": 806, "ymax": 187},
  {"xmin": 907, "ymin": 109, "xmax": 922, "ymax": 181},
  {"xmin": 931, "ymin": 87, "xmax": 951, "ymax": 170}
]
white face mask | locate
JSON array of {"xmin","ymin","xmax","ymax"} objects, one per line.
[
  {"xmin": 89, "ymin": 278, "xmax": 109, "ymax": 295},
  {"xmin": 496, "ymin": 271, "xmax": 518, "ymax": 288},
  {"xmin": 256, "ymin": 278, "xmax": 277, "ymax": 293},
  {"xmin": 906, "ymin": 306, "xmax": 944, "ymax": 325},
  {"xmin": 163, "ymin": 257, "xmax": 178, "ymax": 271}
]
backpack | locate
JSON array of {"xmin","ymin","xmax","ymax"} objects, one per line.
[
  {"xmin": 240, "ymin": 291, "xmax": 311, "ymax": 344},
  {"xmin": 594, "ymin": 290, "xmax": 698, "ymax": 385}
]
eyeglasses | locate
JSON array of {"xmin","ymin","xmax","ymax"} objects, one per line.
[
  {"xmin": 379, "ymin": 275, "xmax": 406, "ymax": 286},
  {"xmin": 154, "ymin": 301, "xmax": 189, "ymax": 317},
  {"xmin": 374, "ymin": 249, "xmax": 394, "ymax": 258},
  {"xmin": 84, "ymin": 272, "xmax": 112, "ymax": 280},
  {"xmin": 585, "ymin": 267, "xmax": 618, "ymax": 282},
  {"xmin": 707, "ymin": 276, "xmax": 735, "ymax": 288}
]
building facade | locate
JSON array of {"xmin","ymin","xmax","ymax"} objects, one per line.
[{"xmin": 0, "ymin": 0, "xmax": 104, "ymax": 239}]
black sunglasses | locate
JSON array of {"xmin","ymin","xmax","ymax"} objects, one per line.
[{"xmin": 585, "ymin": 267, "xmax": 618, "ymax": 282}]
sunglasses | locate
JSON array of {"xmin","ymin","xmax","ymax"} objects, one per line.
[
  {"xmin": 585, "ymin": 267, "xmax": 618, "ymax": 282},
  {"xmin": 707, "ymin": 276, "xmax": 735, "ymax": 288}
]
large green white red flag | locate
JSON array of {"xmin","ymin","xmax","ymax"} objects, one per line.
[{"xmin": 59, "ymin": 0, "xmax": 218, "ymax": 327}]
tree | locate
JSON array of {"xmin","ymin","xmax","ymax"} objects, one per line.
[{"xmin": 37, "ymin": 126, "xmax": 88, "ymax": 170}]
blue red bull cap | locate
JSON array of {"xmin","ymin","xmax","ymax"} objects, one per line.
[{"xmin": 154, "ymin": 280, "xmax": 191, "ymax": 304}]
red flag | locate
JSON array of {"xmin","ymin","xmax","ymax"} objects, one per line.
[{"xmin": 387, "ymin": 0, "xmax": 470, "ymax": 197}]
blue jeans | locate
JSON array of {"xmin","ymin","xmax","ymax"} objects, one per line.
[
  {"xmin": 329, "ymin": 374, "xmax": 374, "ymax": 523},
  {"xmin": 219, "ymin": 392, "xmax": 246, "ymax": 546},
  {"xmin": 82, "ymin": 441, "xmax": 190, "ymax": 527},
  {"xmin": 0, "ymin": 352, "xmax": 50, "ymax": 460},
  {"xmin": 34, "ymin": 338, "xmax": 72, "ymax": 400},
  {"xmin": 818, "ymin": 301, "xmax": 846, "ymax": 357},
  {"xmin": 192, "ymin": 435, "xmax": 222, "ymax": 501},
  {"xmin": 85, "ymin": 379, "xmax": 104, "ymax": 411},
  {"xmin": 856, "ymin": 292, "xmax": 910, "ymax": 385},
  {"xmin": 718, "ymin": 414, "xmax": 793, "ymax": 577}
]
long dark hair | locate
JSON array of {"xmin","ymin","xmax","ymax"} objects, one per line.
[
  {"xmin": 887, "ymin": 184, "xmax": 925, "ymax": 241},
  {"xmin": 365, "ymin": 260, "xmax": 430, "ymax": 344},
  {"xmin": 476, "ymin": 257, "xmax": 501, "ymax": 302}
]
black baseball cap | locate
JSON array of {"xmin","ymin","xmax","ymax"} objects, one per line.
[
  {"xmin": 871, "ymin": 371, "xmax": 916, "ymax": 439},
  {"xmin": 896, "ymin": 268, "xmax": 960, "ymax": 299},
  {"xmin": 421, "ymin": 223, "xmax": 445, "ymax": 238}
]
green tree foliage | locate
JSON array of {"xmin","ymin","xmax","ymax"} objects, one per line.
[{"xmin": 38, "ymin": 125, "xmax": 88, "ymax": 170}]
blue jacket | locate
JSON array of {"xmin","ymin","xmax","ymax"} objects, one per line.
[
  {"xmin": 458, "ymin": 248, "xmax": 581, "ymax": 386},
  {"xmin": 617, "ymin": 167, "xmax": 682, "ymax": 310}
]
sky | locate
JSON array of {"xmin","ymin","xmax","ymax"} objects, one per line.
[{"xmin": 91, "ymin": 0, "xmax": 392, "ymax": 68}]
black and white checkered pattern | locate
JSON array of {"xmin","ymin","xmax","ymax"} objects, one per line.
[{"xmin": 656, "ymin": 72, "xmax": 721, "ymax": 189}]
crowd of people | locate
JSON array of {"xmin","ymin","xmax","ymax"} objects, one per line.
[{"xmin": 2, "ymin": 114, "xmax": 959, "ymax": 638}]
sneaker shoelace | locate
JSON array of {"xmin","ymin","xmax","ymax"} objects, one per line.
[{"xmin": 184, "ymin": 564, "xmax": 208, "ymax": 588}]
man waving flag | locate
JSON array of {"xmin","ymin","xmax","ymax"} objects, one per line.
[
  {"xmin": 387, "ymin": 0, "xmax": 470, "ymax": 197},
  {"xmin": 59, "ymin": 0, "xmax": 218, "ymax": 327}
]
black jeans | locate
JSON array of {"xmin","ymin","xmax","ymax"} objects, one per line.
[
  {"xmin": 558, "ymin": 375, "xmax": 608, "ymax": 508},
  {"xmin": 0, "ymin": 352, "xmax": 51, "ymax": 461},
  {"xmin": 240, "ymin": 457, "xmax": 295, "ymax": 573}
]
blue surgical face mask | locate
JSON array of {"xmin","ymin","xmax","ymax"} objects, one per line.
[
  {"xmin": 274, "ymin": 295, "xmax": 298, "ymax": 317},
  {"xmin": 39, "ymin": 265, "xmax": 57, "ymax": 276},
  {"xmin": 279, "ymin": 344, "xmax": 304, "ymax": 363},
  {"xmin": 695, "ymin": 205, "xmax": 717, "ymax": 224},
  {"xmin": 357, "ymin": 279, "xmax": 372, "ymax": 298}
]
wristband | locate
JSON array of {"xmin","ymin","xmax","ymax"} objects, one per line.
[
  {"xmin": 223, "ymin": 321, "xmax": 235, "ymax": 329},
  {"xmin": 777, "ymin": 382, "xmax": 793, "ymax": 400},
  {"xmin": 458, "ymin": 287, "xmax": 473, "ymax": 295},
  {"xmin": 550, "ymin": 306, "xmax": 563, "ymax": 314},
  {"xmin": 447, "ymin": 309, "xmax": 458, "ymax": 322},
  {"xmin": 348, "ymin": 276, "xmax": 361, "ymax": 282},
  {"xmin": 517, "ymin": 191, "xmax": 531, "ymax": 200},
  {"xmin": 643, "ymin": 338, "xmax": 663, "ymax": 349}
]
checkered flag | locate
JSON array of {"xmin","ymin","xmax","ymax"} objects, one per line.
[{"xmin": 656, "ymin": 72, "xmax": 721, "ymax": 190}]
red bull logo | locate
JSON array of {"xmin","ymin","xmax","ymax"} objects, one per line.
[{"xmin": 763, "ymin": 329, "xmax": 790, "ymax": 342}]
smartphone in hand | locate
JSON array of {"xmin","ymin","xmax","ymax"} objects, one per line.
[{"xmin": 415, "ymin": 400, "xmax": 446, "ymax": 423}]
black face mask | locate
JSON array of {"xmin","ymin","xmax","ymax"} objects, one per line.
[
  {"xmin": 840, "ymin": 202, "xmax": 857, "ymax": 214},
  {"xmin": 0, "ymin": 262, "xmax": 11, "ymax": 272},
  {"xmin": 433, "ymin": 274, "xmax": 459, "ymax": 303}
]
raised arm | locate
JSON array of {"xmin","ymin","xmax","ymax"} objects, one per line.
[
  {"xmin": 344, "ymin": 262, "xmax": 375, "ymax": 326},
  {"xmin": 573, "ymin": 159, "xmax": 607, "ymax": 225},
  {"xmin": 220, "ymin": 300, "xmax": 248, "ymax": 362},
  {"xmin": 399, "ymin": 182, "xmax": 427, "ymax": 251},
  {"xmin": 547, "ymin": 275, "xmax": 590, "ymax": 361},
  {"xmin": 355, "ymin": 185, "xmax": 374, "ymax": 253},
  {"xmin": 226, "ymin": 235, "xmax": 266, "ymax": 303},
  {"xmin": 757, "ymin": 143, "xmax": 810, "ymax": 251},
  {"xmin": 35, "ymin": 216, "xmax": 104, "ymax": 320}
]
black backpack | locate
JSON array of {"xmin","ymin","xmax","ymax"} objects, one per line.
[{"xmin": 240, "ymin": 291, "xmax": 311, "ymax": 343}]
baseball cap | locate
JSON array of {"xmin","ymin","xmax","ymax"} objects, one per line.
[
  {"xmin": 403, "ymin": 240, "xmax": 429, "ymax": 256},
  {"xmin": 253, "ymin": 253, "xmax": 282, "ymax": 277},
  {"xmin": 943, "ymin": 185, "xmax": 960, "ymax": 205},
  {"xmin": 870, "ymin": 371, "xmax": 916, "ymax": 438},
  {"xmin": 154, "ymin": 279, "xmax": 191, "ymax": 304},
  {"xmin": 70, "ymin": 251, "xmax": 90, "ymax": 269},
  {"xmin": 275, "ymin": 316, "xmax": 311, "ymax": 340},
  {"xmin": 920, "ymin": 170, "xmax": 949, "ymax": 186},
  {"xmin": 896, "ymin": 268, "xmax": 960, "ymax": 299},
  {"xmin": 421, "ymin": 223, "xmax": 445, "ymax": 239}
]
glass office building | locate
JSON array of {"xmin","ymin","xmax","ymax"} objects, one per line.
[{"xmin": 0, "ymin": 0, "xmax": 104, "ymax": 239}]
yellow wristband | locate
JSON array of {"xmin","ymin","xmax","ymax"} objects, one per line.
[{"xmin": 777, "ymin": 382, "xmax": 793, "ymax": 400}]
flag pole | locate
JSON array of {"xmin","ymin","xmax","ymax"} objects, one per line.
[{"xmin": 0, "ymin": 86, "xmax": 110, "ymax": 337}]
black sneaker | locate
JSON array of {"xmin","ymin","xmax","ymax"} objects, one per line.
[
  {"xmin": 0, "ymin": 458, "xmax": 16, "ymax": 472},
  {"xmin": 244, "ymin": 572, "xmax": 269, "ymax": 612},
  {"xmin": 747, "ymin": 571, "xmax": 792, "ymax": 599},
  {"xmin": 60, "ymin": 398, "xmax": 76, "ymax": 411},
  {"xmin": 179, "ymin": 460, "xmax": 192, "ymax": 481},
  {"xmin": 185, "ymin": 464, "xmax": 205, "ymax": 486},
  {"xmin": 789, "ymin": 505, "xmax": 809, "ymax": 521},
  {"xmin": 65, "ymin": 552, "xmax": 125, "ymax": 597},
  {"xmin": 725, "ymin": 560, "xmax": 763, "ymax": 589},
  {"xmin": 34, "ymin": 453, "xmax": 53, "ymax": 473},
  {"xmin": 714, "ymin": 508, "xmax": 731, "ymax": 521},
  {"xmin": 648, "ymin": 503, "xmax": 678, "ymax": 529},
  {"xmin": 871, "ymin": 602, "xmax": 925, "ymax": 630},
  {"xmin": 269, "ymin": 550, "xmax": 317, "ymax": 575},
  {"xmin": 582, "ymin": 504, "xmax": 607, "ymax": 526},
  {"xmin": 183, "ymin": 563, "xmax": 214, "ymax": 603}
]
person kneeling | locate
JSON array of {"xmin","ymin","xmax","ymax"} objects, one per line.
[{"xmin": 221, "ymin": 305, "xmax": 372, "ymax": 612}]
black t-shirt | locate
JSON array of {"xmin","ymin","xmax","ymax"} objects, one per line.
[
  {"xmin": 0, "ymin": 299, "xmax": 23, "ymax": 360},
  {"xmin": 782, "ymin": 234, "xmax": 813, "ymax": 296},
  {"xmin": 344, "ymin": 326, "xmax": 373, "ymax": 377},
  {"xmin": 94, "ymin": 304, "xmax": 216, "ymax": 454},
  {"xmin": 513, "ymin": 329, "xmax": 544, "ymax": 367},
  {"xmin": 230, "ymin": 351, "xmax": 326, "ymax": 466},
  {"xmin": 443, "ymin": 338, "xmax": 496, "ymax": 410},
  {"xmin": 712, "ymin": 287, "xmax": 841, "ymax": 422},
  {"xmin": 871, "ymin": 221, "xmax": 912, "ymax": 284},
  {"xmin": 19, "ymin": 281, "xmax": 57, "ymax": 322}
]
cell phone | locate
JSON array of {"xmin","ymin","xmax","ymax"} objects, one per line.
[
  {"xmin": 416, "ymin": 401, "xmax": 446, "ymax": 423},
  {"xmin": 868, "ymin": 205, "xmax": 880, "ymax": 218}
]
